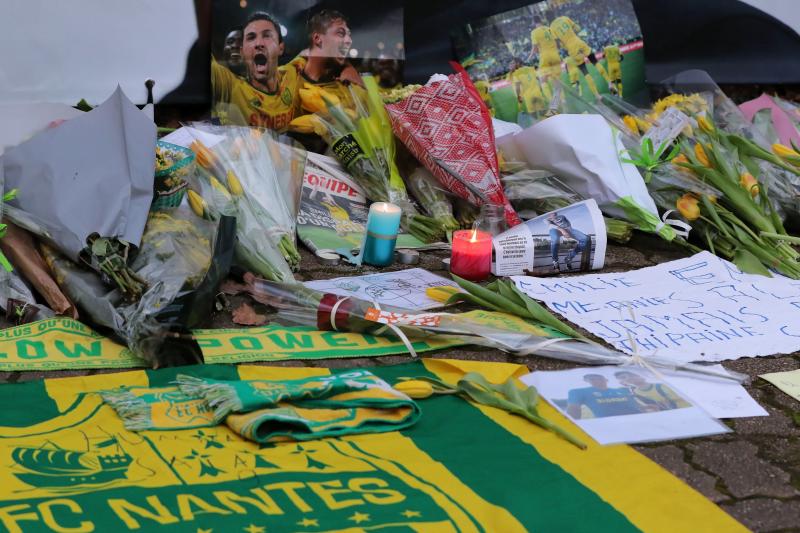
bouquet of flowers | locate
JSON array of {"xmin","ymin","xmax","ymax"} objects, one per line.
[
  {"xmin": 187, "ymin": 127, "xmax": 303, "ymax": 282},
  {"xmin": 291, "ymin": 76, "xmax": 445, "ymax": 243},
  {"xmin": 231, "ymin": 271, "xmax": 744, "ymax": 383},
  {"xmin": 385, "ymin": 71, "xmax": 521, "ymax": 227}
]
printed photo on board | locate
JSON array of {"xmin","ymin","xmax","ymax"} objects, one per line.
[
  {"xmin": 211, "ymin": 0, "xmax": 404, "ymax": 132},
  {"xmin": 451, "ymin": 0, "xmax": 646, "ymax": 124},
  {"xmin": 522, "ymin": 366, "xmax": 729, "ymax": 444}
]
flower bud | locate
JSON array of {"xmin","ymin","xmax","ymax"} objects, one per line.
[
  {"xmin": 694, "ymin": 143, "xmax": 712, "ymax": 168},
  {"xmin": 697, "ymin": 115, "xmax": 715, "ymax": 134},
  {"xmin": 739, "ymin": 172, "xmax": 760, "ymax": 198},
  {"xmin": 425, "ymin": 286, "xmax": 460, "ymax": 303},
  {"xmin": 676, "ymin": 193, "xmax": 700, "ymax": 221}
]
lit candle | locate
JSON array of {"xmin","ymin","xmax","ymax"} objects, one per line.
[
  {"xmin": 362, "ymin": 202, "xmax": 401, "ymax": 266},
  {"xmin": 450, "ymin": 229, "xmax": 492, "ymax": 281}
]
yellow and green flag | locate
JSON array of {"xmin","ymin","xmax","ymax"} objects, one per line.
[{"xmin": 0, "ymin": 359, "xmax": 743, "ymax": 532}]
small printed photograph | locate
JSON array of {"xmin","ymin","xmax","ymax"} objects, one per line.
[
  {"xmin": 525, "ymin": 199, "xmax": 603, "ymax": 274},
  {"xmin": 522, "ymin": 366, "xmax": 730, "ymax": 444}
]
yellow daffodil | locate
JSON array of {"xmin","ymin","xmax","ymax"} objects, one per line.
[
  {"xmin": 694, "ymin": 143, "xmax": 712, "ymax": 168},
  {"xmin": 394, "ymin": 380, "xmax": 435, "ymax": 399},
  {"xmin": 676, "ymin": 193, "xmax": 700, "ymax": 221},
  {"xmin": 425, "ymin": 286, "xmax": 461, "ymax": 304},
  {"xmin": 739, "ymin": 172, "xmax": 760, "ymax": 198}
]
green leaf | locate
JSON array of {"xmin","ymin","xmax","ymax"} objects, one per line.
[{"xmin": 732, "ymin": 248, "xmax": 772, "ymax": 277}]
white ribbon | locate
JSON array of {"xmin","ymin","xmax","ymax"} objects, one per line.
[
  {"xmin": 656, "ymin": 210, "xmax": 692, "ymax": 239},
  {"xmin": 330, "ymin": 296, "xmax": 418, "ymax": 358}
]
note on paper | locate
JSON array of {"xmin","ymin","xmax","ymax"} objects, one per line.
[
  {"xmin": 760, "ymin": 369, "xmax": 800, "ymax": 403},
  {"xmin": 304, "ymin": 268, "xmax": 458, "ymax": 311},
  {"xmin": 513, "ymin": 251, "xmax": 800, "ymax": 363}
]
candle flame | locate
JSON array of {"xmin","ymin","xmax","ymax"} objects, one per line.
[
  {"xmin": 381, "ymin": 203, "xmax": 388, "ymax": 212},
  {"xmin": 470, "ymin": 229, "xmax": 478, "ymax": 243}
]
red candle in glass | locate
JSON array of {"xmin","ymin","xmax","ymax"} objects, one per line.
[{"xmin": 450, "ymin": 229, "xmax": 493, "ymax": 281}]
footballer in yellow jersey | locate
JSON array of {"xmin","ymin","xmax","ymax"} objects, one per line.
[
  {"xmin": 528, "ymin": 25, "xmax": 561, "ymax": 80},
  {"xmin": 603, "ymin": 45, "xmax": 624, "ymax": 96},
  {"xmin": 472, "ymin": 78, "xmax": 494, "ymax": 115},
  {"xmin": 564, "ymin": 56, "xmax": 581, "ymax": 86},
  {"xmin": 211, "ymin": 12, "xmax": 301, "ymax": 132},
  {"xmin": 615, "ymin": 371, "xmax": 690, "ymax": 411},
  {"xmin": 549, "ymin": 15, "xmax": 599, "ymax": 97},
  {"xmin": 549, "ymin": 15, "xmax": 592, "ymax": 64},
  {"xmin": 507, "ymin": 63, "xmax": 546, "ymax": 115}
]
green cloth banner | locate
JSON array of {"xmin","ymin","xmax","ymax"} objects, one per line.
[
  {"xmin": 0, "ymin": 359, "xmax": 744, "ymax": 532},
  {"xmin": 0, "ymin": 318, "xmax": 462, "ymax": 370}
]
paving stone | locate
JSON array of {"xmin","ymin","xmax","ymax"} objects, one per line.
[
  {"xmin": 721, "ymin": 498, "xmax": 800, "ymax": 532},
  {"xmin": 635, "ymin": 445, "xmax": 727, "ymax": 502},
  {"xmin": 732, "ymin": 405, "xmax": 800, "ymax": 438},
  {"xmin": 689, "ymin": 441, "xmax": 797, "ymax": 499}
]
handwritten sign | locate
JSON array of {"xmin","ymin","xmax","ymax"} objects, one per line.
[{"xmin": 513, "ymin": 251, "xmax": 800, "ymax": 363}]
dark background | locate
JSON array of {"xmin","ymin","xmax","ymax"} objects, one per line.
[{"xmin": 162, "ymin": 0, "xmax": 800, "ymax": 107}]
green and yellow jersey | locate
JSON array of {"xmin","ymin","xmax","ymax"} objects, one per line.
[
  {"xmin": 564, "ymin": 56, "xmax": 581, "ymax": 84},
  {"xmin": 604, "ymin": 45, "xmax": 622, "ymax": 78},
  {"xmin": 211, "ymin": 58, "xmax": 300, "ymax": 132},
  {"xmin": 530, "ymin": 25, "xmax": 561, "ymax": 77},
  {"xmin": 507, "ymin": 66, "xmax": 545, "ymax": 113},
  {"xmin": 289, "ymin": 56, "xmax": 367, "ymax": 117},
  {"xmin": 550, "ymin": 16, "xmax": 592, "ymax": 63},
  {"xmin": 632, "ymin": 384, "xmax": 691, "ymax": 411}
]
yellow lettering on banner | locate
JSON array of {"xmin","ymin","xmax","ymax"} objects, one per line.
[
  {"xmin": 349, "ymin": 478, "xmax": 406, "ymax": 505},
  {"xmin": 38, "ymin": 499, "xmax": 94, "ymax": 533},
  {"xmin": 107, "ymin": 496, "xmax": 180, "ymax": 529},
  {"xmin": 320, "ymin": 332, "xmax": 359, "ymax": 348},
  {"xmin": 176, "ymin": 494, "xmax": 232, "ymax": 521},
  {"xmin": 213, "ymin": 490, "xmax": 284, "ymax": 515},
  {"xmin": 266, "ymin": 333, "xmax": 314, "ymax": 350},
  {"xmin": 263, "ymin": 482, "xmax": 313, "ymax": 512},
  {"xmin": 0, "ymin": 504, "xmax": 39, "ymax": 533},
  {"xmin": 307, "ymin": 480, "xmax": 364, "ymax": 510}
]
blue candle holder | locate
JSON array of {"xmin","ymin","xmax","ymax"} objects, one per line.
[{"xmin": 362, "ymin": 202, "xmax": 401, "ymax": 266}]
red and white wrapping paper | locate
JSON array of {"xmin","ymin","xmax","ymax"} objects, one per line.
[{"xmin": 386, "ymin": 72, "xmax": 521, "ymax": 226}]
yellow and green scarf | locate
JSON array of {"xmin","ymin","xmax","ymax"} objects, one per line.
[{"xmin": 102, "ymin": 370, "xmax": 420, "ymax": 443}]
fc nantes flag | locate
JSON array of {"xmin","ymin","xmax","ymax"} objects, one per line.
[{"xmin": 0, "ymin": 359, "xmax": 743, "ymax": 532}]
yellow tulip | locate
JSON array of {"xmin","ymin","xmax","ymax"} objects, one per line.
[
  {"xmin": 187, "ymin": 190, "xmax": 208, "ymax": 218},
  {"xmin": 772, "ymin": 143, "xmax": 800, "ymax": 158},
  {"xmin": 299, "ymin": 85, "xmax": 340, "ymax": 114},
  {"xmin": 739, "ymin": 172, "xmax": 760, "ymax": 198},
  {"xmin": 697, "ymin": 115, "xmax": 715, "ymax": 134},
  {"xmin": 288, "ymin": 114, "xmax": 328, "ymax": 136},
  {"xmin": 672, "ymin": 153, "xmax": 689, "ymax": 167},
  {"xmin": 190, "ymin": 140, "xmax": 217, "ymax": 170},
  {"xmin": 226, "ymin": 169, "xmax": 244, "ymax": 197},
  {"xmin": 694, "ymin": 143, "xmax": 712, "ymax": 168},
  {"xmin": 395, "ymin": 380, "xmax": 435, "ymax": 399},
  {"xmin": 209, "ymin": 176, "xmax": 232, "ymax": 201},
  {"xmin": 676, "ymin": 193, "xmax": 700, "ymax": 221},
  {"xmin": 425, "ymin": 286, "xmax": 461, "ymax": 304},
  {"xmin": 622, "ymin": 115, "xmax": 639, "ymax": 135}
]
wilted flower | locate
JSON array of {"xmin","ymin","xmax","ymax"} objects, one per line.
[
  {"xmin": 288, "ymin": 114, "xmax": 328, "ymax": 136},
  {"xmin": 676, "ymin": 193, "xmax": 700, "ymax": 221}
]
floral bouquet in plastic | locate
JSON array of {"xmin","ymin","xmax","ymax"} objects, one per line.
[
  {"xmin": 187, "ymin": 127, "xmax": 304, "ymax": 282},
  {"xmin": 385, "ymin": 71, "xmax": 521, "ymax": 227},
  {"xmin": 290, "ymin": 76, "xmax": 444, "ymax": 243}
]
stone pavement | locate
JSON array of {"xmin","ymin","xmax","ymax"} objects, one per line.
[{"xmin": 4, "ymin": 233, "xmax": 799, "ymax": 531}]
